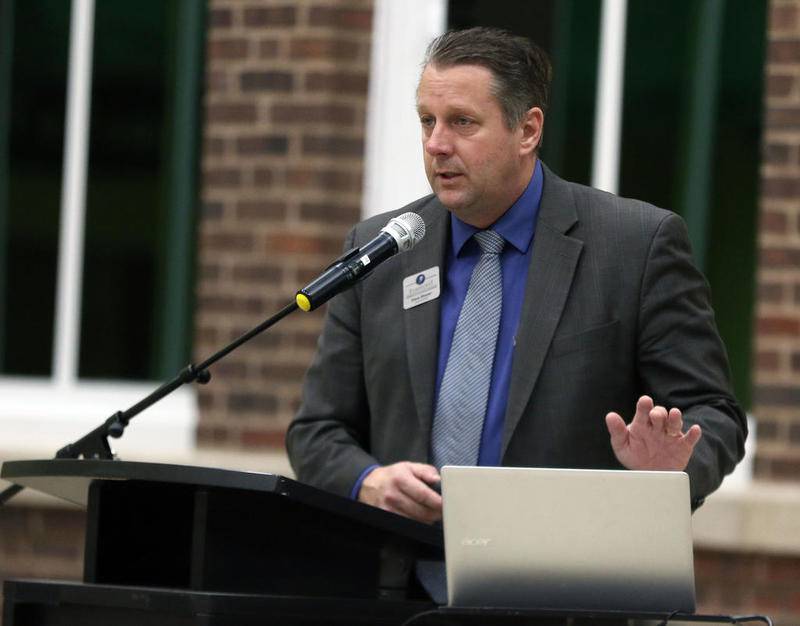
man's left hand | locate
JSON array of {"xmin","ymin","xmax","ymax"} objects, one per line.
[{"xmin": 605, "ymin": 395, "xmax": 702, "ymax": 471}]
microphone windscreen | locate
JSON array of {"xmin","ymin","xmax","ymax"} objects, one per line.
[{"xmin": 382, "ymin": 212, "xmax": 426, "ymax": 252}]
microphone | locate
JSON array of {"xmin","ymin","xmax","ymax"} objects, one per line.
[{"xmin": 296, "ymin": 212, "xmax": 426, "ymax": 312}]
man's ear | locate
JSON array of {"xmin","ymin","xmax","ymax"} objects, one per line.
[{"xmin": 519, "ymin": 107, "xmax": 544, "ymax": 155}]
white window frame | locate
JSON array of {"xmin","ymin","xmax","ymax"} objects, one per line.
[
  {"xmin": 0, "ymin": 0, "xmax": 197, "ymax": 458},
  {"xmin": 361, "ymin": 0, "xmax": 447, "ymax": 218}
]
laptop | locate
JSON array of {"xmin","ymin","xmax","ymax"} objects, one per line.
[{"xmin": 441, "ymin": 466, "xmax": 696, "ymax": 613}]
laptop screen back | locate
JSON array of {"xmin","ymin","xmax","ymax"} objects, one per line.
[{"xmin": 441, "ymin": 466, "xmax": 696, "ymax": 613}]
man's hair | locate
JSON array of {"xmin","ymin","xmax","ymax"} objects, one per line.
[{"xmin": 423, "ymin": 27, "xmax": 553, "ymax": 130}]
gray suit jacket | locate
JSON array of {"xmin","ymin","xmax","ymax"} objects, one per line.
[{"xmin": 286, "ymin": 165, "xmax": 747, "ymax": 508}]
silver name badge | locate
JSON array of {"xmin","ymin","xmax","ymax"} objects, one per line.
[{"xmin": 402, "ymin": 266, "xmax": 440, "ymax": 310}]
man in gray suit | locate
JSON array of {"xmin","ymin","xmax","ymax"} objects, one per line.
[{"xmin": 287, "ymin": 27, "xmax": 746, "ymax": 524}]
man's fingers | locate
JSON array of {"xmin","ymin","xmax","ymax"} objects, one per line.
[
  {"xmin": 360, "ymin": 462, "xmax": 442, "ymax": 524},
  {"xmin": 684, "ymin": 424, "xmax": 702, "ymax": 447},
  {"xmin": 665, "ymin": 408, "xmax": 683, "ymax": 435},
  {"xmin": 398, "ymin": 472, "xmax": 442, "ymax": 511},
  {"xmin": 408, "ymin": 462, "xmax": 441, "ymax": 485},
  {"xmin": 631, "ymin": 395, "xmax": 654, "ymax": 426},
  {"xmin": 605, "ymin": 412, "xmax": 628, "ymax": 448},
  {"xmin": 649, "ymin": 405, "xmax": 668, "ymax": 431}
]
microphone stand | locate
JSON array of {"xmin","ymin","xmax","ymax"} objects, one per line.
[{"xmin": 0, "ymin": 301, "xmax": 299, "ymax": 506}]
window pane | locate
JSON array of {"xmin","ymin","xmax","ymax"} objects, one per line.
[
  {"xmin": 619, "ymin": 0, "xmax": 766, "ymax": 408},
  {"xmin": 79, "ymin": 0, "xmax": 200, "ymax": 381},
  {"xmin": 447, "ymin": 0, "xmax": 600, "ymax": 184},
  {"xmin": 0, "ymin": 0, "xmax": 70, "ymax": 376}
]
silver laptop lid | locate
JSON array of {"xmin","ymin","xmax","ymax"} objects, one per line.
[{"xmin": 441, "ymin": 466, "xmax": 695, "ymax": 613}]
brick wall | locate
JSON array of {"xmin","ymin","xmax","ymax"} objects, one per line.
[
  {"xmin": 0, "ymin": 504, "xmax": 85, "ymax": 615},
  {"xmin": 695, "ymin": 549, "xmax": 800, "ymax": 625},
  {"xmin": 196, "ymin": 0, "xmax": 373, "ymax": 450},
  {"xmin": 753, "ymin": 0, "xmax": 800, "ymax": 481}
]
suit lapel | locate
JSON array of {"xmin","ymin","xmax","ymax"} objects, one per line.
[
  {"xmin": 502, "ymin": 166, "xmax": 583, "ymax": 456},
  {"xmin": 403, "ymin": 201, "xmax": 449, "ymax": 447}
]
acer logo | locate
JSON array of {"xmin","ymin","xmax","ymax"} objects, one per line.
[{"xmin": 461, "ymin": 537, "xmax": 492, "ymax": 547}]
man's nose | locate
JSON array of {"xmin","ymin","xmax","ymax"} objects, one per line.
[{"xmin": 424, "ymin": 124, "xmax": 453, "ymax": 157}]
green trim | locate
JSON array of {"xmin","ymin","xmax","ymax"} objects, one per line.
[
  {"xmin": 675, "ymin": 0, "xmax": 725, "ymax": 272},
  {"xmin": 154, "ymin": 0, "xmax": 206, "ymax": 378},
  {"xmin": 542, "ymin": 0, "xmax": 573, "ymax": 175},
  {"xmin": 0, "ymin": 0, "xmax": 14, "ymax": 370}
]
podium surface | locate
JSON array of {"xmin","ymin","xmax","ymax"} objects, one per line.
[{"xmin": 1, "ymin": 460, "xmax": 442, "ymax": 601}]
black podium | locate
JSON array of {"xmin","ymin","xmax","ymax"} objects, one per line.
[
  {"xmin": 1, "ymin": 460, "xmax": 772, "ymax": 626},
  {"xmin": 1, "ymin": 459, "xmax": 442, "ymax": 625}
]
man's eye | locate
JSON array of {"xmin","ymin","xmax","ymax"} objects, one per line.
[
  {"xmin": 455, "ymin": 117, "xmax": 472, "ymax": 126},
  {"xmin": 420, "ymin": 116, "xmax": 434, "ymax": 127}
]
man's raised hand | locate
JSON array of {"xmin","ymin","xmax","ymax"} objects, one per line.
[{"xmin": 605, "ymin": 395, "xmax": 702, "ymax": 471}]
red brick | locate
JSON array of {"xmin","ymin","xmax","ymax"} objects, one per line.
[
  {"xmin": 253, "ymin": 168, "xmax": 274, "ymax": 186},
  {"xmin": 271, "ymin": 103, "xmax": 356, "ymax": 125},
  {"xmin": 236, "ymin": 135, "xmax": 289, "ymax": 155},
  {"xmin": 755, "ymin": 384, "xmax": 800, "ymax": 405},
  {"xmin": 756, "ymin": 349, "xmax": 780, "ymax": 370},
  {"xmin": 768, "ymin": 72, "xmax": 796, "ymax": 98},
  {"xmin": 290, "ymin": 330, "xmax": 324, "ymax": 350},
  {"xmin": 299, "ymin": 202, "xmax": 359, "ymax": 224},
  {"xmin": 236, "ymin": 200, "xmax": 287, "ymax": 221},
  {"xmin": 204, "ymin": 168, "xmax": 241, "ymax": 187},
  {"xmin": 265, "ymin": 233, "xmax": 344, "ymax": 256},
  {"xmin": 195, "ymin": 325, "xmax": 219, "ymax": 345},
  {"xmin": 771, "ymin": 3, "xmax": 799, "ymax": 32},
  {"xmin": 201, "ymin": 232, "xmax": 255, "ymax": 252},
  {"xmin": 258, "ymin": 39, "xmax": 281, "ymax": 58},
  {"xmin": 286, "ymin": 167, "xmax": 360, "ymax": 192},
  {"xmin": 764, "ymin": 141, "xmax": 792, "ymax": 165},
  {"xmin": 198, "ymin": 295, "xmax": 264, "ymax": 315},
  {"xmin": 309, "ymin": 6, "xmax": 372, "ymax": 30},
  {"xmin": 763, "ymin": 175, "xmax": 800, "ymax": 197},
  {"xmin": 242, "ymin": 6, "xmax": 296, "ymax": 27},
  {"xmin": 202, "ymin": 202, "xmax": 224, "ymax": 220},
  {"xmin": 209, "ymin": 8, "xmax": 233, "ymax": 28},
  {"xmin": 241, "ymin": 71, "xmax": 293, "ymax": 92},
  {"xmin": 758, "ymin": 281, "xmax": 785, "ymax": 303},
  {"xmin": 768, "ymin": 457, "xmax": 800, "ymax": 481},
  {"xmin": 260, "ymin": 362, "xmax": 309, "ymax": 381},
  {"xmin": 306, "ymin": 71, "xmax": 369, "ymax": 94},
  {"xmin": 761, "ymin": 209, "xmax": 789, "ymax": 233},
  {"xmin": 198, "ymin": 262, "xmax": 221, "ymax": 281},
  {"xmin": 196, "ymin": 424, "xmax": 233, "ymax": 446},
  {"xmin": 207, "ymin": 70, "xmax": 228, "ymax": 93},
  {"xmin": 240, "ymin": 428, "xmax": 286, "ymax": 448},
  {"xmin": 766, "ymin": 107, "xmax": 800, "ymax": 128},
  {"xmin": 757, "ymin": 315, "xmax": 800, "ymax": 335},
  {"xmin": 757, "ymin": 419, "xmax": 780, "ymax": 441},
  {"xmin": 228, "ymin": 391, "xmax": 278, "ymax": 413},
  {"xmin": 759, "ymin": 246, "xmax": 800, "ymax": 268},
  {"xmin": 204, "ymin": 136, "xmax": 226, "ymax": 157},
  {"xmin": 290, "ymin": 37, "xmax": 360, "ymax": 61},
  {"xmin": 769, "ymin": 40, "xmax": 800, "ymax": 63},
  {"xmin": 789, "ymin": 421, "xmax": 800, "ymax": 444},
  {"xmin": 231, "ymin": 261, "xmax": 283, "ymax": 284},
  {"xmin": 302, "ymin": 134, "xmax": 364, "ymax": 157},
  {"xmin": 205, "ymin": 102, "xmax": 257, "ymax": 124},
  {"xmin": 208, "ymin": 37, "xmax": 249, "ymax": 61}
]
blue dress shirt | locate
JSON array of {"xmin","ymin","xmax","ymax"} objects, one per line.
[
  {"xmin": 434, "ymin": 159, "xmax": 543, "ymax": 466},
  {"xmin": 350, "ymin": 160, "xmax": 544, "ymax": 498}
]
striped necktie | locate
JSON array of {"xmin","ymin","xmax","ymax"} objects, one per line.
[{"xmin": 431, "ymin": 230, "xmax": 505, "ymax": 468}]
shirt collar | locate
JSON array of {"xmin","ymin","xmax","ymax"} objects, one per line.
[{"xmin": 450, "ymin": 159, "xmax": 543, "ymax": 257}]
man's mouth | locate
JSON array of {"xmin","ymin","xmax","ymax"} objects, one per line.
[{"xmin": 437, "ymin": 171, "xmax": 463, "ymax": 180}]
